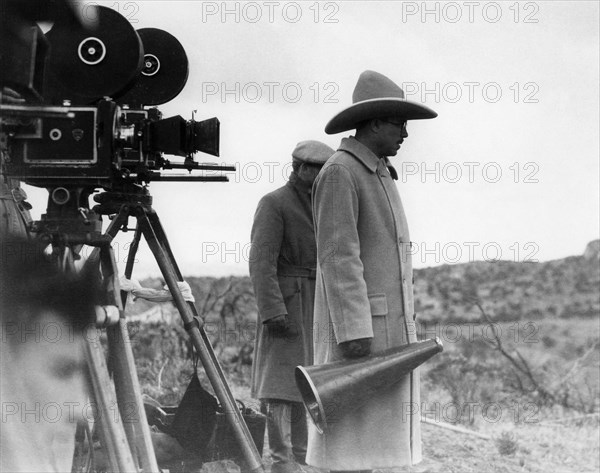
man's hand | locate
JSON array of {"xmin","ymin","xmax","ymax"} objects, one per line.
[
  {"xmin": 263, "ymin": 314, "xmax": 289, "ymax": 334},
  {"xmin": 339, "ymin": 337, "xmax": 372, "ymax": 358},
  {"xmin": 1, "ymin": 87, "xmax": 25, "ymax": 104}
]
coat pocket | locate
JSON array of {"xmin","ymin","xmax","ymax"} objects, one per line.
[{"xmin": 368, "ymin": 293, "xmax": 388, "ymax": 317}]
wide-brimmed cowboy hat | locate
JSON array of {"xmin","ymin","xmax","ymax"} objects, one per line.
[{"xmin": 325, "ymin": 70, "xmax": 437, "ymax": 134}]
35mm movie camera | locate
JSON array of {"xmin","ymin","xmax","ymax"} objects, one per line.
[{"xmin": 1, "ymin": 4, "xmax": 229, "ymax": 190}]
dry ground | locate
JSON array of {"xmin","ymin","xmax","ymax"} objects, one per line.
[
  {"xmin": 250, "ymin": 419, "xmax": 599, "ymax": 473},
  {"xmin": 391, "ymin": 419, "xmax": 599, "ymax": 473},
  {"xmin": 230, "ymin": 382, "xmax": 599, "ymax": 473}
]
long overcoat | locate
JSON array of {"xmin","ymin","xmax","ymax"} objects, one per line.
[
  {"xmin": 307, "ymin": 137, "xmax": 421, "ymax": 470},
  {"xmin": 249, "ymin": 176, "xmax": 316, "ymax": 402}
]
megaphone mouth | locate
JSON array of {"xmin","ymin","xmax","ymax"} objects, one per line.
[
  {"xmin": 295, "ymin": 365, "xmax": 326, "ymax": 434},
  {"xmin": 295, "ymin": 339, "xmax": 445, "ymax": 435}
]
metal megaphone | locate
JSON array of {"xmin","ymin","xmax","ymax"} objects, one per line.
[{"xmin": 295, "ymin": 338, "xmax": 443, "ymax": 433}]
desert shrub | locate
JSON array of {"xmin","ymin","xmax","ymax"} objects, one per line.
[
  {"xmin": 541, "ymin": 335, "xmax": 557, "ymax": 349},
  {"xmin": 130, "ymin": 320, "xmax": 197, "ymax": 405},
  {"xmin": 495, "ymin": 431, "xmax": 519, "ymax": 456},
  {"xmin": 425, "ymin": 348, "xmax": 511, "ymax": 425}
]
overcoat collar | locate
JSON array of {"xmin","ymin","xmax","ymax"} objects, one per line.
[
  {"xmin": 338, "ymin": 136, "xmax": 398, "ymax": 179},
  {"xmin": 338, "ymin": 136, "xmax": 379, "ymax": 173}
]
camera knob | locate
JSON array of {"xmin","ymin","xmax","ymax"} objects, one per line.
[
  {"xmin": 78, "ymin": 37, "xmax": 107, "ymax": 65},
  {"xmin": 51, "ymin": 187, "xmax": 70, "ymax": 205}
]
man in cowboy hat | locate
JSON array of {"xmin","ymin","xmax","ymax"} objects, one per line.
[
  {"xmin": 307, "ymin": 71, "xmax": 437, "ymax": 472},
  {"xmin": 249, "ymin": 140, "xmax": 334, "ymax": 473}
]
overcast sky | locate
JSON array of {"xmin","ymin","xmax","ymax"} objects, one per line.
[{"xmin": 24, "ymin": 0, "xmax": 600, "ymax": 277}]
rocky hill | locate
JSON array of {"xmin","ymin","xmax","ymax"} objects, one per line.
[
  {"xmin": 128, "ymin": 240, "xmax": 600, "ymax": 325},
  {"xmin": 413, "ymin": 239, "xmax": 600, "ymax": 324}
]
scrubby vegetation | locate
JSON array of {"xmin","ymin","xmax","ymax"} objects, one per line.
[{"xmin": 123, "ymin": 244, "xmax": 599, "ymax": 472}]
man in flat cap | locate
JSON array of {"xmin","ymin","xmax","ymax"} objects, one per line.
[
  {"xmin": 250, "ymin": 140, "xmax": 334, "ymax": 473},
  {"xmin": 307, "ymin": 71, "xmax": 437, "ymax": 472}
]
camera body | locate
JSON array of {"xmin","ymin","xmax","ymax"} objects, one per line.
[
  {"xmin": 3, "ymin": 102, "xmax": 114, "ymax": 187},
  {"xmin": 1, "ymin": 2, "xmax": 223, "ymax": 190},
  {"xmin": 3, "ymin": 101, "xmax": 220, "ymax": 188}
]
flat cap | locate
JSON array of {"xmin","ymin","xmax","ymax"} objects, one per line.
[{"xmin": 292, "ymin": 140, "xmax": 335, "ymax": 165}]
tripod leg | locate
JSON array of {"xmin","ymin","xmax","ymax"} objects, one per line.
[
  {"xmin": 53, "ymin": 246, "xmax": 135, "ymax": 471},
  {"xmin": 84, "ymin": 325, "xmax": 138, "ymax": 472},
  {"xmin": 137, "ymin": 209, "xmax": 264, "ymax": 472},
  {"xmin": 100, "ymin": 243, "xmax": 160, "ymax": 472}
]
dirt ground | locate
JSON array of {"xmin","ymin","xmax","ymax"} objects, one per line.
[
  {"xmin": 158, "ymin": 393, "xmax": 598, "ymax": 473},
  {"xmin": 382, "ymin": 420, "xmax": 599, "ymax": 473},
  {"xmin": 253, "ymin": 419, "xmax": 599, "ymax": 473},
  {"xmin": 163, "ymin": 416, "xmax": 598, "ymax": 473}
]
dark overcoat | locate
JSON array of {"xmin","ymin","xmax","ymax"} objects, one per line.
[
  {"xmin": 249, "ymin": 176, "xmax": 316, "ymax": 402},
  {"xmin": 307, "ymin": 137, "xmax": 421, "ymax": 469}
]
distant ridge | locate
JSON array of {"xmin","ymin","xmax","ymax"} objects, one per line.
[
  {"xmin": 413, "ymin": 239, "xmax": 600, "ymax": 323},
  {"xmin": 584, "ymin": 239, "xmax": 600, "ymax": 261},
  {"xmin": 129, "ymin": 240, "xmax": 600, "ymax": 325}
]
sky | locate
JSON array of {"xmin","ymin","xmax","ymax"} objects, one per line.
[{"xmin": 23, "ymin": 0, "xmax": 600, "ymax": 277}]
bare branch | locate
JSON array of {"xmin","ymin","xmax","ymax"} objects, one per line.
[
  {"xmin": 200, "ymin": 277, "xmax": 235, "ymax": 316},
  {"xmin": 474, "ymin": 301, "xmax": 555, "ymax": 403},
  {"xmin": 421, "ymin": 417, "xmax": 491, "ymax": 440}
]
